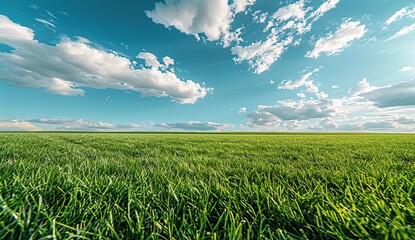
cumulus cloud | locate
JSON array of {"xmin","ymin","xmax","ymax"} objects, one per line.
[
  {"xmin": 0, "ymin": 15, "xmax": 210, "ymax": 104},
  {"xmin": 30, "ymin": 118, "xmax": 141, "ymax": 131},
  {"xmin": 349, "ymin": 78, "xmax": 377, "ymax": 96},
  {"xmin": 385, "ymin": 6, "xmax": 415, "ymax": 25},
  {"xmin": 252, "ymin": 11, "xmax": 268, "ymax": 23},
  {"xmin": 359, "ymin": 80, "xmax": 415, "ymax": 108},
  {"xmin": 306, "ymin": 20, "xmax": 366, "ymax": 58},
  {"xmin": 248, "ymin": 99, "xmax": 336, "ymax": 125},
  {"xmin": 162, "ymin": 56, "xmax": 174, "ymax": 68},
  {"xmin": 388, "ymin": 23, "xmax": 415, "ymax": 40},
  {"xmin": 398, "ymin": 66, "xmax": 414, "ymax": 72},
  {"xmin": 0, "ymin": 120, "xmax": 40, "ymax": 131},
  {"xmin": 278, "ymin": 67, "xmax": 321, "ymax": 93},
  {"xmin": 156, "ymin": 121, "xmax": 228, "ymax": 131},
  {"xmin": 136, "ymin": 52, "xmax": 161, "ymax": 69},
  {"xmin": 146, "ymin": 0, "xmax": 244, "ymax": 46}
]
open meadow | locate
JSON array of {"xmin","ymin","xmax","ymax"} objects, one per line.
[{"xmin": 1, "ymin": 133, "xmax": 415, "ymax": 239}]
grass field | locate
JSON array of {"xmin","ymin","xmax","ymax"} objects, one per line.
[{"xmin": 1, "ymin": 133, "xmax": 415, "ymax": 239}]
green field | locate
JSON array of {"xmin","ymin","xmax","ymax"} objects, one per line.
[{"xmin": 1, "ymin": 133, "xmax": 415, "ymax": 239}]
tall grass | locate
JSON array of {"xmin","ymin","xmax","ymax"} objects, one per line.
[{"xmin": 1, "ymin": 133, "xmax": 415, "ymax": 239}]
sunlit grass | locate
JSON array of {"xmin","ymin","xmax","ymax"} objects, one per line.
[{"xmin": 1, "ymin": 133, "xmax": 415, "ymax": 239}]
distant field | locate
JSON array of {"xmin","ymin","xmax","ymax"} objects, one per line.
[{"xmin": 1, "ymin": 133, "xmax": 415, "ymax": 239}]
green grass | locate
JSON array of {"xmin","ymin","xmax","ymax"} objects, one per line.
[{"xmin": 1, "ymin": 133, "xmax": 415, "ymax": 239}]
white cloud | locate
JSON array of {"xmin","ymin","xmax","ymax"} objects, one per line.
[
  {"xmin": 146, "ymin": 0, "xmax": 240, "ymax": 46},
  {"xmin": 398, "ymin": 66, "xmax": 414, "ymax": 72},
  {"xmin": 316, "ymin": 91, "xmax": 328, "ymax": 100},
  {"xmin": 349, "ymin": 78, "xmax": 377, "ymax": 96},
  {"xmin": 231, "ymin": 36, "xmax": 292, "ymax": 74},
  {"xmin": 306, "ymin": 20, "xmax": 366, "ymax": 58},
  {"xmin": 248, "ymin": 99, "xmax": 336, "ymax": 125},
  {"xmin": 310, "ymin": 0, "xmax": 340, "ymax": 20},
  {"xmin": 388, "ymin": 23, "xmax": 415, "ymax": 40},
  {"xmin": 239, "ymin": 107, "xmax": 247, "ymax": 114},
  {"xmin": 137, "ymin": 52, "xmax": 161, "ymax": 69},
  {"xmin": 146, "ymin": 0, "xmax": 338, "ymax": 74},
  {"xmin": 244, "ymin": 78, "xmax": 415, "ymax": 132},
  {"xmin": 0, "ymin": 120, "xmax": 40, "ymax": 131},
  {"xmin": 30, "ymin": 118, "xmax": 141, "ymax": 131},
  {"xmin": 272, "ymin": 0, "xmax": 307, "ymax": 21},
  {"xmin": 46, "ymin": 10, "xmax": 58, "ymax": 20},
  {"xmin": 232, "ymin": 0, "xmax": 256, "ymax": 14},
  {"xmin": 156, "ymin": 121, "xmax": 228, "ymax": 131},
  {"xmin": 278, "ymin": 67, "xmax": 320, "ymax": 93},
  {"xmin": 162, "ymin": 56, "xmax": 174, "ymax": 68},
  {"xmin": 319, "ymin": 118, "xmax": 338, "ymax": 129},
  {"xmin": 385, "ymin": 6, "xmax": 415, "ymax": 25},
  {"xmin": 331, "ymin": 85, "xmax": 339, "ymax": 89},
  {"xmin": 232, "ymin": 0, "xmax": 339, "ymax": 73},
  {"xmin": 359, "ymin": 79, "xmax": 415, "ymax": 108},
  {"xmin": 0, "ymin": 15, "xmax": 34, "ymax": 45},
  {"xmin": 253, "ymin": 11, "xmax": 268, "ymax": 23},
  {"xmin": 297, "ymin": 92, "xmax": 306, "ymax": 98},
  {"xmin": 35, "ymin": 18, "xmax": 56, "ymax": 31},
  {"xmin": 0, "ymin": 15, "xmax": 210, "ymax": 104}
]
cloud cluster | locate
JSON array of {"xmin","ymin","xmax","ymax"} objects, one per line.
[
  {"xmin": 0, "ymin": 120, "xmax": 40, "ymax": 131},
  {"xmin": 246, "ymin": 75, "xmax": 415, "ymax": 132},
  {"xmin": 147, "ymin": 0, "xmax": 341, "ymax": 74},
  {"xmin": 156, "ymin": 121, "xmax": 228, "ymax": 131},
  {"xmin": 0, "ymin": 15, "xmax": 210, "ymax": 104},
  {"xmin": 231, "ymin": 0, "xmax": 342, "ymax": 73},
  {"xmin": 248, "ymin": 99, "xmax": 336, "ymax": 126},
  {"xmin": 30, "ymin": 118, "xmax": 141, "ymax": 131}
]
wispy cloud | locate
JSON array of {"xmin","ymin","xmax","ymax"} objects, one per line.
[
  {"xmin": 398, "ymin": 66, "xmax": 413, "ymax": 72},
  {"xmin": 306, "ymin": 20, "xmax": 366, "ymax": 58},
  {"xmin": 30, "ymin": 118, "xmax": 141, "ymax": 131},
  {"xmin": 156, "ymin": 121, "xmax": 229, "ymax": 131},
  {"xmin": 388, "ymin": 23, "xmax": 415, "ymax": 40},
  {"xmin": 35, "ymin": 18, "xmax": 56, "ymax": 32},
  {"xmin": 385, "ymin": 6, "xmax": 415, "ymax": 25}
]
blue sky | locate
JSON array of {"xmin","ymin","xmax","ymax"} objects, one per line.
[{"xmin": 0, "ymin": 0, "xmax": 415, "ymax": 132}]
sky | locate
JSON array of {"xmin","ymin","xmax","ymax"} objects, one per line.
[{"xmin": 0, "ymin": 0, "xmax": 415, "ymax": 132}]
